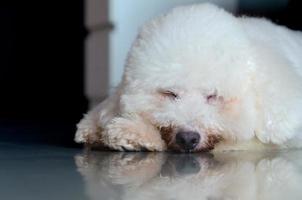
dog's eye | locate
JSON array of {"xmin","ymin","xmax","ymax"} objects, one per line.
[
  {"xmin": 206, "ymin": 92, "xmax": 224, "ymax": 104},
  {"xmin": 159, "ymin": 90, "xmax": 179, "ymax": 100},
  {"xmin": 206, "ymin": 89, "xmax": 219, "ymax": 104},
  {"xmin": 206, "ymin": 94, "xmax": 217, "ymax": 103}
]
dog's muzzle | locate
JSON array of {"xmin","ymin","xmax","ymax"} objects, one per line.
[{"xmin": 175, "ymin": 131, "xmax": 200, "ymax": 151}]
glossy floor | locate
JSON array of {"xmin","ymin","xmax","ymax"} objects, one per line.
[{"xmin": 1, "ymin": 142, "xmax": 302, "ymax": 200}]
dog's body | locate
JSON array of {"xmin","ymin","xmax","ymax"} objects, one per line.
[{"xmin": 75, "ymin": 4, "xmax": 302, "ymax": 152}]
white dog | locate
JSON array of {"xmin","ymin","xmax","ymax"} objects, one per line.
[{"xmin": 75, "ymin": 3, "xmax": 302, "ymax": 152}]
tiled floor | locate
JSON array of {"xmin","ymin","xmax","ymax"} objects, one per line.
[{"xmin": 1, "ymin": 142, "xmax": 302, "ymax": 200}]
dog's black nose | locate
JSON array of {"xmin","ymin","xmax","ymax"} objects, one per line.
[{"xmin": 175, "ymin": 131, "xmax": 200, "ymax": 151}]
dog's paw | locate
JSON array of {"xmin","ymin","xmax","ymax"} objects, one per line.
[
  {"xmin": 255, "ymin": 130, "xmax": 269, "ymax": 144},
  {"xmin": 105, "ymin": 131, "xmax": 166, "ymax": 152},
  {"xmin": 270, "ymin": 131, "xmax": 291, "ymax": 144},
  {"xmin": 75, "ymin": 127, "xmax": 99, "ymax": 144},
  {"xmin": 111, "ymin": 143, "xmax": 149, "ymax": 152},
  {"xmin": 103, "ymin": 117, "xmax": 166, "ymax": 152},
  {"xmin": 75, "ymin": 118, "xmax": 101, "ymax": 144},
  {"xmin": 256, "ymin": 129, "xmax": 290, "ymax": 145}
]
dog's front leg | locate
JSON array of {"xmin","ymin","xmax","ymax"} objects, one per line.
[{"xmin": 102, "ymin": 115, "xmax": 166, "ymax": 151}]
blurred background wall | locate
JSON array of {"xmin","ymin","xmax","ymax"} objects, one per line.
[{"xmin": 0, "ymin": 0, "xmax": 300, "ymax": 145}]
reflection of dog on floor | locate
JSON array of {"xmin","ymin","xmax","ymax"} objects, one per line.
[
  {"xmin": 75, "ymin": 152, "xmax": 302, "ymax": 200},
  {"xmin": 75, "ymin": 3, "xmax": 302, "ymax": 152}
]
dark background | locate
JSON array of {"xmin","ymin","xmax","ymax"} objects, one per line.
[
  {"xmin": 0, "ymin": 0, "xmax": 301, "ymax": 147},
  {"xmin": 0, "ymin": 1, "xmax": 87, "ymax": 146},
  {"xmin": 238, "ymin": 0, "xmax": 302, "ymax": 30}
]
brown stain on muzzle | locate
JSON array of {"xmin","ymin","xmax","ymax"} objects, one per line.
[{"xmin": 159, "ymin": 126, "xmax": 174, "ymax": 145}]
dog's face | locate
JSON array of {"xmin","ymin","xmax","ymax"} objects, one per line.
[
  {"xmin": 155, "ymin": 87, "xmax": 233, "ymax": 152},
  {"xmin": 149, "ymin": 70, "xmax": 257, "ymax": 152},
  {"xmin": 121, "ymin": 6, "xmax": 260, "ymax": 152},
  {"xmin": 122, "ymin": 54, "xmax": 258, "ymax": 152}
]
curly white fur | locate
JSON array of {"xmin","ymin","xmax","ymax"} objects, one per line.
[{"xmin": 75, "ymin": 3, "xmax": 302, "ymax": 152}]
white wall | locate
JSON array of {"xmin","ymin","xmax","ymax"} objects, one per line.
[{"xmin": 108, "ymin": 0, "xmax": 238, "ymax": 90}]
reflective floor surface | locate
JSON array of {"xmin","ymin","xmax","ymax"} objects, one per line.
[{"xmin": 1, "ymin": 142, "xmax": 302, "ymax": 200}]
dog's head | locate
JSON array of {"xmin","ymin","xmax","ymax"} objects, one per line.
[
  {"xmin": 120, "ymin": 4, "xmax": 259, "ymax": 152},
  {"xmin": 146, "ymin": 81, "xmax": 257, "ymax": 152}
]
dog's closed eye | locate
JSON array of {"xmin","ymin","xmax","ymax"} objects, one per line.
[
  {"xmin": 206, "ymin": 90, "xmax": 223, "ymax": 104},
  {"xmin": 159, "ymin": 90, "xmax": 179, "ymax": 100},
  {"xmin": 206, "ymin": 94, "xmax": 217, "ymax": 104}
]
